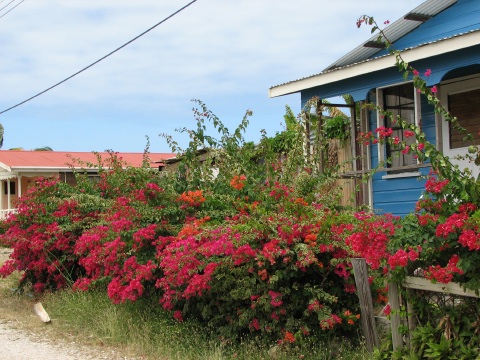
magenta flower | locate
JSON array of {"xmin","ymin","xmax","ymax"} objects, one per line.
[
  {"xmin": 424, "ymin": 69, "xmax": 432, "ymax": 77},
  {"xmin": 413, "ymin": 69, "xmax": 419, "ymax": 76},
  {"xmin": 431, "ymin": 85, "xmax": 438, "ymax": 93}
]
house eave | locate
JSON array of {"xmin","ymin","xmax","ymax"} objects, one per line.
[{"xmin": 269, "ymin": 30, "xmax": 480, "ymax": 98}]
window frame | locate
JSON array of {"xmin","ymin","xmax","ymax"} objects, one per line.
[
  {"xmin": 440, "ymin": 76, "xmax": 480, "ymax": 152},
  {"xmin": 3, "ymin": 180, "xmax": 16, "ymax": 195},
  {"xmin": 376, "ymin": 81, "xmax": 421, "ymax": 175}
]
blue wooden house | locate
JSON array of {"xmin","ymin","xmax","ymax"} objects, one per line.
[{"xmin": 269, "ymin": 0, "xmax": 480, "ymax": 216}]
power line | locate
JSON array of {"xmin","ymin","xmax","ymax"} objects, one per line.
[
  {"xmin": 0, "ymin": 0, "xmax": 25, "ymax": 20},
  {"xmin": 0, "ymin": 0, "xmax": 197, "ymax": 115},
  {"xmin": 0, "ymin": 0, "xmax": 15, "ymax": 13}
]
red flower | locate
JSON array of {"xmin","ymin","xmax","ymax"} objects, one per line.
[
  {"xmin": 173, "ymin": 310, "xmax": 183, "ymax": 322},
  {"xmin": 230, "ymin": 175, "xmax": 247, "ymax": 190},
  {"xmin": 283, "ymin": 331, "xmax": 296, "ymax": 343}
]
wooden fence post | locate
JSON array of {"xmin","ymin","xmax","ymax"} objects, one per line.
[
  {"xmin": 351, "ymin": 258, "xmax": 379, "ymax": 352},
  {"xmin": 388, "ymin": 281, "xmax": 403, "ymax": 351}
]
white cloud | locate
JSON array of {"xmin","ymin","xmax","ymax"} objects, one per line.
[{"xmin": 0, "ymin": 0, "xmax": 424, "ymax": 152}]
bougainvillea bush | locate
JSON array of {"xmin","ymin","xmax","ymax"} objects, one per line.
[{"xmin": 0, "ymin": 107, "xmax": 390, "ymax": 345}]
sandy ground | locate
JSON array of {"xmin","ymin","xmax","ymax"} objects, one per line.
[
  {"xmin": 0, "ymin": 320, "xmax": 134, "ymax": 360},
  {"xmin": 0, "ymin": 248, "xmax": 139, "ymax": 360}
]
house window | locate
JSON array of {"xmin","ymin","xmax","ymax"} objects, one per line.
[
  {"xmin": 448, "ymin": 87, "xmax": 480, "ymax": 149},
  {"xmin": 377, "ymin": 82, "xmax": 420, "ymax": 171},
  {"xmin": 3, "ymin": 181, "xmax": 15, "ymax": 195}
]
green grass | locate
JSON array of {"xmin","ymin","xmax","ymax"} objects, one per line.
[
  {"xmin": 0, "ymin": 248, "xmax": 373, "ymax": 359},
  {"xmin": 38, "ymin": 289, "xmax": 373, "ymax": 360}
]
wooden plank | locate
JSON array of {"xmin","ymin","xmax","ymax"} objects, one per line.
[
  {"xmin": 404, "ymin": 276, "xmax": 479, "ymax": 298},
  {"xmin": 388, "ymin": 281, "xmax": 403, "ymax": 351},
  {"xmin": 351, "ymin": 258, "xmax": 379, "ymax": 352}
]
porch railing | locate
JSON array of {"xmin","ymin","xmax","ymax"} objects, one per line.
[{"xmin": 0, "ymin": 209, "xmax": 17, "ymax": 220}]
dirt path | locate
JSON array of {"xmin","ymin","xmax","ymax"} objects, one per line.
[
  {"xmin": 0, "ymin": 248, "xmax": 139, "ymax": 360},
  {"xmin": 0, "ymin": 319, "xmax": 132, "ymax": 360}
]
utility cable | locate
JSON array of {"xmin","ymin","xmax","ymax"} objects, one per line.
[
  {"xmin": 0, "ymin": 0, "xmax": 15, "ymax": 13},
  {"xmin": 0, "ymin": 0, "xmax": 25, "ymax": 20},
  {"xmin": 0, "ymin": 0, "xmax": 197, "ymax": 115}
]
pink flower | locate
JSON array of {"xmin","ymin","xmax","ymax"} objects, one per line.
[
  {"xmin": 404, "ymin": 130, "xmax": 415, "ymax": 138},
  {"xmin": 173, "ymin": 310, "xmax": 183, "ymax": 322},
  {"xmin": 413, "ymin": 70, "xmax": 419, "ymax": 76},
  {"xmin": 383, "ymin": 304, "xmax": 391, "ymax": 316},
  {"xmin": 417, "ymin": 143, "xmax": 425, "ymax": 151},
  {"xmin": 250, "ymin": 318, "xmax": 260, "ymax": 330},
  {"xmin": 384, "ymin": 20, "xmax": 390, "ymax": 25},
  {"xmin": 431, "ymin": 85, "xmax": 438, "ymax": 93},
  {"xmin": 424, "ymin": 69, "xmax": 432, "ymax": 77}
]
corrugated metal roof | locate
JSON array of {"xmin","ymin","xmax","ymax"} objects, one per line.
[
  {"xmin": 0, "ymin": 151, "xmax": 174, "ymax": 170},
  {"xmin": 324, "ymin": 0, "xmax": 456, "ymax": 70},
  {"xmin": 275, "ymin": 28, "xmax": 480, "ymax": 88},
  {"xmin": 270, "ymin": 0, "xmax": 457, "ymax": 93}
]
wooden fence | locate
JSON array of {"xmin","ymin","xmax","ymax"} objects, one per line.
[{"xmin": 352, "ymin": 257, "xmax": 479, "ymax": 352}]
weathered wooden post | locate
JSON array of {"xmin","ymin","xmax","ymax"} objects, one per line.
[
  {"xmin": 388, "ymin": 281, "xmax": 403, "ymax": 350},
  {"xmin": 351, "ymin": 258, "xmax": 379, "ymax": 352}
]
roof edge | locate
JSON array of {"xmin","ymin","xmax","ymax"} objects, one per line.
[{"xmin": 269, "ymin": 30, "xmax": 480, "ymax": 98}]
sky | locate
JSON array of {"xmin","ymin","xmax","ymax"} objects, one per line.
[{"xmin": 0, "ymin": 0, "xmax": 425, "ymax": 154}]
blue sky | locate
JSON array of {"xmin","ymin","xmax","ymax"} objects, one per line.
[{"xmin": 1, "ymin": 0, "xmax": 424, "ymax": 153}]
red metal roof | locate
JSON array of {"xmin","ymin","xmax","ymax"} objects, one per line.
[{"xmin": 0, "ymin": 150, "xmax": 174, "ymax": 170}]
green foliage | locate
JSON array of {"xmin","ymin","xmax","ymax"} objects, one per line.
[{"xmin": 323, "ymin": 115, "xmax": 350, "ymax": 142}]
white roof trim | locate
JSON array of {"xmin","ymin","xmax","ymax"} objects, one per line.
[
  {"xmin": 0, "ymin": 174, "xmax": 17, "ymax": 180},
  {"xmin": 269, "ymin": 30, "xmax": 480, "ymax": 98},
  {"xmin": 0, "ymin": 162, "xmax": 11, "ymax": 172}
]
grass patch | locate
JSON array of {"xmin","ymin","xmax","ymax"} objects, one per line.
[
  {"xmin": 40, "ymin": 289, "xmax": 371, "ymax": 360},
  {"xmin": 1, "ymin": 247, "xmax": 372, "ymax": 359}
]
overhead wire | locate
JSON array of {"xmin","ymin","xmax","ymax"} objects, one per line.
[
  {"xmin": 0, "ymin": 0, "xmax": 25, "ymax": 20},
  {"xmin": 0, "ymin": 0, "xmax": 15, "ymax": 13},
  {"xmin": 0, "ymin": 0, "xmax": 197, "ymax": 115}
]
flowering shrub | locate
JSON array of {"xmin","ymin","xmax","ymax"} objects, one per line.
[
  {"xmin": 153, "ymin": 186, "xmax": 376, "ymax": 340},
  {"xmin": 0, "ymin": 107, "xmax": 388, "ymax": 345}
]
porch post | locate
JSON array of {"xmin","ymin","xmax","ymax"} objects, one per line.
[
  {"xmin": 7, "ymin": 179, "xmax": 11, "ymax": 210},
  {"xmin": 0, "ymin": 180, "xmax": 3, "ymax": 210},
  {"xmin": 18, "ymin": 175, "xmax": 22, "ymax": 198},
  {"xmin": 315, "ymin": 99, "xmax": 325, "ymax": 174}
]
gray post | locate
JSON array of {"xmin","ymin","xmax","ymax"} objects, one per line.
[
  {"xmin": 351, "ymin": 258, "xmax": 379, "ymax": 352},
  {"xmin": 388, "ymin": 281, "xmax": 403, "ymax": 350}
]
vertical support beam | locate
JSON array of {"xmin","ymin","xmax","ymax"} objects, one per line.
[
  {"xmin": 405, "ymin": 289, "xmax": 416, "ymax": 348},
  {"xmin": 18, "ymin": 175, "xmax": 22, "ymax": 198},
  {"xmin": 7, "ymin": 179, "xmax": 11, "ymax": 210},
  {"xmin": 305, "ymin": 113, "xmax": 311, "ymax": 159},
  {"xmin": 388, "ymin": 281, "xmax": 403, "ymax": 351},
  {"xmin": 360, "ymin": 102, "xmax": 372, "ymax": 208},
  {"xmin": 0, "ymin": 180, "xmax": 3, "ymax": 211},
  {"xmin": 315, "ymin": 99, "xmax": 324, "ymax": 174},
  {"xmin": 351, "ymin": 258, "xmax": 379, "ymax": 352}
]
